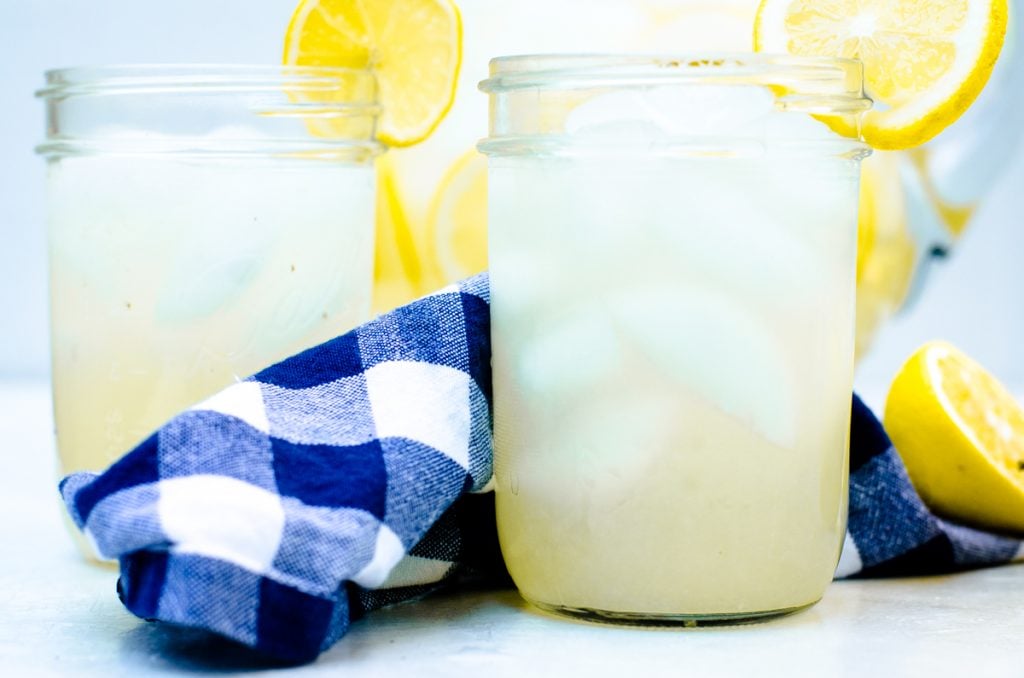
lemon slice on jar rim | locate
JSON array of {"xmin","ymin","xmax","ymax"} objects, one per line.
[
  {"xmin": 754, "ymin": 0, "xmax": 1009, "ymax": 150},
  {"xmin": 284, "ymin": 0, "xmax": 463, "ymax": 147}
]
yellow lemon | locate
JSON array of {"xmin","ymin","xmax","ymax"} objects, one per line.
[
  {"xmin": 754, "ymin": 0, "xmax": 1008, "ymax": 150},
  {"xmin": 637, "ymin": 1, "xmax": 758, "ymax": 52},
  {"xmin": 284, "ymin": 0, "xmax": 463, "ymax": 147},
  {"xmin": 885, "ymin": 341, "xmax": 1024, "ymax": 534},
  {"xmin": 854, "ymin": 150, "xmax": 915, "ymax": 359},
  {"xmin": 371, "ymin": 153, "xmax": 433, "ymax": 312},
  {"xmin": 427, "ymin": 149, "xmax": 488, "ymax": 283}
]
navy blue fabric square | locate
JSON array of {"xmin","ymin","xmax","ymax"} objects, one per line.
[
  {"xmin": 74, "ymin": 432, "xmax": 160, "ymax": 523},
  {"xmin": 461, "ymin": 291, "xmax": 492, "ymax": 405},
  {"xmin": 257, "ymin": 578, "xmax": 339, "ymax": 665},
  {"xmin": 857, "ymin": 534, "xmax": 955, "ymax": 577},
  {"xmin": 255, "ymin": 332, "xmax": 363, "ymax": 389},
  {"xmin": 271, "ymin": 439, "xmax": 387, "ymax": 517},
  {"xmin": 118, "ymin": 550, "xmax": 169, "ymax": 620},
  {"xmin": 850, "ymin": 394, "xmax": 894, "ymax": 473}
]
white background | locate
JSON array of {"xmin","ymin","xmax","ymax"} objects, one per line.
[{"xmin": 1, "ymin": 0, "xmax": 1022, "ymax": 396}]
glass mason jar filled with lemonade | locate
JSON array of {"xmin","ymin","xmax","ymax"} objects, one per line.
[
  {"xmin": 37, "ymin": 66, "xmax": 381, "ymax": 557},
  {"xmin": 481, "ymin": 54, "xmax": 871, "ymax": 620}
]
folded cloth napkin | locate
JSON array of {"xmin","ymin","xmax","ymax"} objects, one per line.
[{"xmin": 61, "ymin": 272, "xmax": 1023, "ymax": 663}]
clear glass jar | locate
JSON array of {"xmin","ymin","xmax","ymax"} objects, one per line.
[
  {"xmin": 37, "ymin": 65, "xmax": 381, "ymax": 558},
  {"xmin": 480, "ymin": 54, "xmax": 871, "ymax": 622}
]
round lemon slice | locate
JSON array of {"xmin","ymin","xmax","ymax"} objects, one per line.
[
  {"xmin": 884, "ymin": 341, "xmax": 1024, "ymax": 533},
  {"xmin": 284, "ymin": 0, "xmax": 462, "ymax": 147},
  {"xmin": 754, "ymin": 0, "xmax": 1008, "ymax": 150},
  {"xmin": 427, "ymin": 149, "xmax": 488, "ymax": 282}
]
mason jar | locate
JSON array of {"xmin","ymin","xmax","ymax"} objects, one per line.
[
  {"xmin": 37, "ymin": 65, "xmax": 381, "ymax": 558},
  {"xmin": 480, "ymin": 54, "xmax": 871, "ymax": 621}
]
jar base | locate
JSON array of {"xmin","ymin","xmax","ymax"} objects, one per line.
[{"xmin": 527, "ymin": 598, "xmax": 818, "ymax": 627}]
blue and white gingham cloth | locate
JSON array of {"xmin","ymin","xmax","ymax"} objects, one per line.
[{"xmin": 61, "ymin": 272, "xmax": 1023, "ymax": 663}]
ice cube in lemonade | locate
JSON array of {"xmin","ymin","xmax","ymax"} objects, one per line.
[{"xmin": 47, "ymin": 153, "xmax": 376, "ymax": 476}]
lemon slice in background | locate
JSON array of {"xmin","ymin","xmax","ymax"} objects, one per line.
[
  {"xmin": 854, "ymin": 150, "xmax": 915, "ymax": 359},
  {"xmin": 754, "ymin": 0, "xmax": 1008, "ymax": 150},
  {"xmin": 372, "ymin": 153, "xmax": 436, "ymax": 311},
  {"xmin": 284, "ymin": 0, "xmax": 463, "ymax": 147},
  {"xmin": 428, "ymin": 149, "xmax": 488, "ymax": 282},
  {"xmin": 885, "ymin": 341, "xmax": 1024, "ymax": 534}
]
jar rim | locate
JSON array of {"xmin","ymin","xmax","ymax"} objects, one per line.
[
  {"xmin": 480, "ymin": 52, "xmax": 869, "ymax": 110},
  {"xmin": 36, "ymin": 64, "xmax": 382, "ymax": 161},
  {"xmin": 478, "ymin": 53, "xmax": 873, "ymax": 158},
  {"xmin": 36, "ymin": 64, "xmax": 378, "ymax": 104}
]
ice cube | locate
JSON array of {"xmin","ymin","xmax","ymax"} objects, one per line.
[
  {"xmin": 516, "ymin": 303, "xmax": 621, "ymax": 400},
  {"xmin": 566, "ymin": 90, "xmax": 670, "ymax": 140},
  {"xmin": 609, "ymin": 285, "xmax": 797, "ymax": 449},
  {"xmin": 566, "ymin": 83, "xmax": 777, "ymax": 139},
  {"xmin": 643, "ymin": 84, "xmax": 774, "ymax": 136}
]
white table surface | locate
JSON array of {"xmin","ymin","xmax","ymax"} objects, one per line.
[{"xmin": 3, "ymin": 380, "xmax": 1023, "ymax": 677}]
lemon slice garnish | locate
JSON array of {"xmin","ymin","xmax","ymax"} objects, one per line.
[
  {"xmin": 284, "ymin": 0, "xmax": 463, "ymax": 147},
  {"xmin": 885, "ymin": 341, "xmax": 1024, "ymax": 533},
  {"xmin": 754, "ymin": 0, "xmax": 1008, "ymax": 150}
]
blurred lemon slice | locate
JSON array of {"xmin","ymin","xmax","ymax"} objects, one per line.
[
  {"xmin": 284, "ymin": 0, "xmax": 463, "ymax": 147},
  {"xmin": 427, "ymin": 149, "xmax": 488, "ymax": 281},
  {"xmin": 371, "ymin": 153, "xmax": 432, "ymax": 311},
  {"xmin": 854, "ymin": 150, "xmax": 914, "ymax": 358},
  {"xmin": 885, "ymin": 341, "xmax": 1024, "ymax": 533},
  {"xmin": 637, "ymin": 1, "xmax": 757, "ymax": 51},
  {"xmin": 754, "ymin": 0, "xmax": 1008, "ymax": 150}
]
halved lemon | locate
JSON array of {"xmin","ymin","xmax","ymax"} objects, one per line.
[
  {"xmin": 885, "ymin": 341, "xmax": 1024, "ymax": 533},
  {"xmin": 754, "ymin": 0, "xmax": 1008, "ymax": 150},
  {"xmin": 284, "ymin": 0, "xmax": 463, "ymax": 147},
  {"xmin": 427, "ymin": 149, "xmax": 488, "ymax": 282}
]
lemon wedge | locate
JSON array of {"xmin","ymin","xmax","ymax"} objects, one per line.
[
  {"xmin": 754, "ymin": 0, "xmax": 1008, "ymax": 150},
  {"xmin": 885, "ymin": 341, "xmax": 1024, "ymax": 533},
  {"xmin": 284, "ymin": 0, "xmax": 463, "ymax": 147},
  {"xmin": 427, "ymin": 149, "xmax": 488, "ymax": 282}
]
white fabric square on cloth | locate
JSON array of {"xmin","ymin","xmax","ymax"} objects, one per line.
[
  {"xmin": 365, "ymin": 361, "xmax": 471, "ymax": 469},
  {"xmin": 191, "ymin": 381, "xmax": 270, "ymax": 434},
  {"xmin": 159, "ymin": 475, "xmax": 285, "ymax": 574},
  {"xmin": 352, "ymin": 524, "xmax": 405, "ymax": 589}
]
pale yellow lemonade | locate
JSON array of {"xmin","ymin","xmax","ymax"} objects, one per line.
[
  {"xmin": 47, "ymin": 154, "xmax": 376, "ymax": 475},
  {"xmin": 483, "ymin": 59, "xmax": 865, "ymax": 618}
]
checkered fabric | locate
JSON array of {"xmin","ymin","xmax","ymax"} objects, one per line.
[
  {"xmin": 60, "ymin": 272, "xmax": 1023, "ymax": 664},
  {"xmin": 837, "ymin": 394, "xmax": 1024, "ymax": 577}
]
